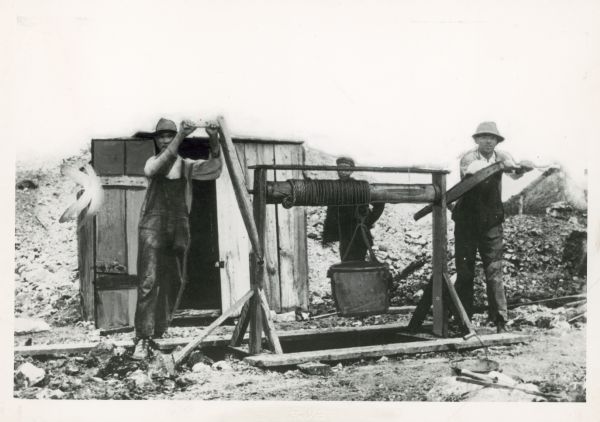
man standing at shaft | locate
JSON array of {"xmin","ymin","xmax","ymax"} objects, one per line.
[
  {"xmin": 322, "ymin": 157, "xmax": 385, "ymax": 262},
  {"xmin": 452, "ymin": 121, "xmax": 533, "ymax": 333},
  {"xmin": 133, "ymin": 118, "xmax": 222, "ymax": 360}
]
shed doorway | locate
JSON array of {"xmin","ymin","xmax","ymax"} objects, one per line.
[{"xmin": 178, "ymin": 179, "xmax": 222, "ymax": 311}]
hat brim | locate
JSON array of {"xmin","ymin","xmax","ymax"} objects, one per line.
[{"xmin": 473, "ymin": 132, "xmax": 504, "ymax": 142}]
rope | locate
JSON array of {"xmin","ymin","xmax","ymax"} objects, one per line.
[{"xmin": 282, "ymin": 179, "xmax": 371, "ymax": 209}]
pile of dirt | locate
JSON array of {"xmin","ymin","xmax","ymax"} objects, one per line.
[
  {"xmin": 504, "ymin": 167, "xmax": 587, "ymax": 216},
  {"xmin": 15, "ymin": 153, "xmax": 91, "ymax": 326}
]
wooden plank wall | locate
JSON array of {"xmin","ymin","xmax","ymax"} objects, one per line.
[
  {"xmin": 77, "ymin": 215, "xmax": 95, "ymax": 321},
  {"xmin": 215, "ymin": 144, "xmax": 250, "ymax": 314},
  {"xmin": 274, "ymin": 145, "xmax": 309, "ymax": 311},
  {"xmin": 125, "ymin": 190, "xmax": 146, "ymax": 275},
  {"xmin": 95, "ymin": 188, "xmax": 127, "ymax": 273},
  {"xmin": 244, "ymin": 143, "xmax": 281, "ymax": 311}
]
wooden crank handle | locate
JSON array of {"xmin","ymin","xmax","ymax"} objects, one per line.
[{"xmin": 413, "ymin": 162, "xmax": 505, "ymax": 221}]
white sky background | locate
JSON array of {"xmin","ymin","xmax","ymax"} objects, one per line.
[{"xmin": 9, "ymin": 0, "xmax": 599, "ymax": 186}]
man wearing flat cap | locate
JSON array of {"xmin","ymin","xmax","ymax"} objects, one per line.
[
  {"xmin": 322, "ymin": 157, "xmax": 385, "ymax": 262},
  {"xmin": 132, "ymin": 118, "xmax": 222, "ymax": 360},
  {"xmin": 452, "ymin": 121, "xmax": 534, "ymax": 333}
]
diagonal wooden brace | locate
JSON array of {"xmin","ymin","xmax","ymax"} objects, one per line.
[
  {"xmin": 171, "ymin": 289, "xmax": 254, "ymax": 368},
  {"xmin": 442, "ymin": 273, "xmax": 476, "ymax": 339},
  {"xmin": 257, "ymin": 288, "xmax": 283, "ymax": 354},
  {"xmin": 229, "ymin": 299, "xmax": 252, "ymax": 347}
]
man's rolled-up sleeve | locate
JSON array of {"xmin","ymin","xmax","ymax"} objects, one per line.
[
  {"xmin": 144, "ymin": 151, "xmax": 179, "ymax": 177},
  {"xmin": 187, "ymin": 155, "xmax": 223, "ymax": 180}
]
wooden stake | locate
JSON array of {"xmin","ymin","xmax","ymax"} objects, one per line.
[
  {"xmin": 216, "ymin": 116, "xmax": 263, "ymax": 260},
  {"xmin": 431, "ymin": 173, "xmax": 448, "ymax": 337},
  {"xmin": 443, "ymin": 273, "xmax": 475, "ymax": 335},
  {"xmin": 229, "ymin": 300, "xmax": 252, "ymax": 347},
  {"xmin": 257, "ymin": 288, "xmax": 283, "ymax": 354}
]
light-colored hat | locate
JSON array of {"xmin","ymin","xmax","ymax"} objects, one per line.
[{"xmin": 473, "ymin": 121, "xmax": 504, "ymax": 142}]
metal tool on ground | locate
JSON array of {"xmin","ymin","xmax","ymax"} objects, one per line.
[{"xmin": 456, "ymin": 375, "xmax": 563, "ymax": 400}]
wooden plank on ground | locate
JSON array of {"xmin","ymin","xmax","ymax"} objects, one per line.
[
  {"xmin": 274, "ymin": 144, "xmax": 309, "ymax": 311},
  {"xmin": 125, "ymin": 189, "xmax": 146, "ymax": 275},
  {"xmin": 95, "ymin": 188, "xmax": 127, "ymax": 273},
  {"xmin": 244, "ymin": 143, "xmax": 280, "ymax": 311},
  {"xmin": 244, "ymin": 333, "xmax": 533, "ymax": 368}
]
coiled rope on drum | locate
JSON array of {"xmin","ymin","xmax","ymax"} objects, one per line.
[{"xmin": 281, "ymin": 179, "xmax": 371, "ymax": 209}]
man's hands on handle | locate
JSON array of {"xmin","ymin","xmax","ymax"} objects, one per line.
[{"xmin": 180, "ymin": 119, "xmax": 221, "ymax": 157}]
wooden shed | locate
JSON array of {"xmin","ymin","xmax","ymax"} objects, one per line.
[{"xmin": 78, "ymin": 134, "xmax": 309, "ymax": 329}]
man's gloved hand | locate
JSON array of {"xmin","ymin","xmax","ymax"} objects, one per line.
[
  {"xmin": 518, "ymin": 160, "xmax": 535, "ymax": 172},
  {"xmin": 180, "ymin": 120, "xmax": 199, "ymax": 137},
  {"xmin": 205, "ymin": 121, "xmax": 219, "ymax": 138}
]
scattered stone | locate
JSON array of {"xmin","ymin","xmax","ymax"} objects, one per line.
[
  {"xmin": 16, "ymin": 362, "xmax": 46, "ymax": 387},
  {"xmin": 211, "ymin": 361, "xmax": 233, "ymax": 371},
  {"xmin": 36, "ymin": 389, "xmax": 66, "ymax": 400},
  {"xmin": 113, "ymin": 346, "xmax": 127, "ymax": 356},
  {"xmin": 16, "ymin": 179, "xmax": 39, "ymax": 190},
  {"xmin": 192, "ymin": 362, "xmax": 211, "ymax": 374},
  {"xmin": 377, "ymin": 356, "xmax": 389, "ymax": 363},
  {"xmin": 274, "ymin": 311, "xmax": 297, "ymax": 322},
  {"xmin": 126, "ymin": 369, "xmax": 154, "ymax": 389},
  {"xmin": 297, "ymin": 361, "xmax": 333, "ymax": 376},
  {"xmin": 14, "ymin": 318, "xmax": 51, "ymax": 335},
  {"xmin": 187, "ymin": 350, "xmax": 214, "ymax": 367},
  {"xmin": 64, "ymin": 363, "xmax": 80, "ymax": 375},
  {"xmin": 426, "ymin": 376, "xmax": 482, "ymax": 401}
]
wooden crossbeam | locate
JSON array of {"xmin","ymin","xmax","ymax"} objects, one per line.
[{"xmin": 249, "ymin": 164, "xmax": 450, "ymax": 174}]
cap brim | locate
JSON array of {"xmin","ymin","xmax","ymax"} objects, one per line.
[{"xmin": 473, "ymin": 133, "xmax": 504, "ymax": 142}]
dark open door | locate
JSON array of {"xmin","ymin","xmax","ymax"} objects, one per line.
[{"xmin": 180, "ymin": 179, "xmax": 222, "ymax": 309}]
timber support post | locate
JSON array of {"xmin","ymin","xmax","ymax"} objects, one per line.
[
  {"xmin": 431, "ymin": 173, "xmax": 448, "ymax": 337},
  {"xmin": 249, "ymin": 168, "xmax": 267, "ymax": 353}
]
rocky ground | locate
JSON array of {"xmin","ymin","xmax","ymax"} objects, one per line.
[{"xmin": 13, "ymin": 150, "xmax": 588, "ymax": 401}]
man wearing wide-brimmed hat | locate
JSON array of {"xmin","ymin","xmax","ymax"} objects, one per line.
[
  {"xmin": 452, "ymin": 121, "xmax": 534, "ymax": 333},
  {"xmin": 132, "ymin": 117, "xmax": 222, "ymax": 360}
]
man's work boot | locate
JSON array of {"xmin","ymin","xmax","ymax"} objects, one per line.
[
  {"xmin": 132, "ymin": 338, "xmax": 150, "ymax": 360},
  {"xmin": 496, "ymin": 318, "xmax": 508, "ymax": 334}
]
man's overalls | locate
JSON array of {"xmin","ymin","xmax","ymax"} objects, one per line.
[
  {"xmin": 452, "ymin": 171, "xmax": 508, "ymax": 324},
  {"xmin": 135, "ymin": 167, "xmax": 189, "ymax": 339}
]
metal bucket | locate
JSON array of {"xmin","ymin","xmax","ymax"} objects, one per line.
[{"xmin": 328, "ymin": 260, "xmax": 390, "ymax": 317}]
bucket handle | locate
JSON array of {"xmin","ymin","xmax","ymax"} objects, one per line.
[{"xmin": 341, "ymin": 208, "xmax": 379, "ymax": 264}]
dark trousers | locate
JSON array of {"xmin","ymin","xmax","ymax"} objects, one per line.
[
  {"xmin": 135, "ymin": 217, "xmax": 190, "ymax": 339},
  {"xmin": 454, "ymin": 222, "xmax": 507, "ymax": 323}
]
